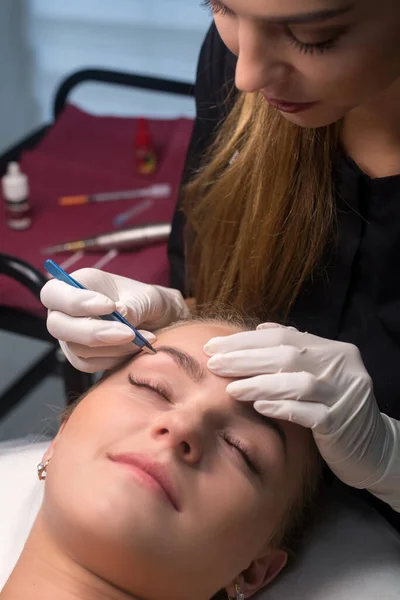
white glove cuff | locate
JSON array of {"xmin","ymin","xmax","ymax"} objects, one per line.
[{"xmin": 364, "ymin": 415, "xmax": 400, "ymax": 512}]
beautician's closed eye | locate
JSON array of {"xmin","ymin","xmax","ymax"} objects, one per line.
[
  {"xmin": 285, "ymin": 27, "xmax": 345, "ymax": 55},
  {"xmin": 202, "ymin": 0, "xmax": 350, "ymax": 55}
]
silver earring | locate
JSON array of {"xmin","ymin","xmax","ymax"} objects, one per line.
[
  {"xmin": 235, "ymin": 584, "xmax": 244, "ymax": 600},
  {"xmin": 228, "ymin": 584, "xmax": 245, "ymax": 600},
  {"xmin": 37, "ymin": 459, "xmax": 51, "ymax": 481}
]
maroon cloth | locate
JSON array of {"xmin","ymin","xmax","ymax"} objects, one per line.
[{"xmin": 0, "ymin": 105, "xmax": 193, "ymax": 315}]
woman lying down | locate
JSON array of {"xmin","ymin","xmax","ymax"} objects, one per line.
[{"xmin": 1, "ymin": 315, "xmax": 323, "ymax": 600}]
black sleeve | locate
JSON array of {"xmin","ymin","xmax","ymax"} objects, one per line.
[{"xmin": 167, "ymin": 22, "xmax": 237, "ymax": 295}]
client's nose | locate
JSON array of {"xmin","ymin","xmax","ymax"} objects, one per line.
[
  {"xmin": 152, "ymin": 411, "xmax": 205, "ymax": 465},
  {"xmin": 235, "ymin": 20, "xmax": 290, "ymax": 93}
]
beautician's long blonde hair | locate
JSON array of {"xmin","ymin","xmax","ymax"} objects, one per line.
[{"xmin": 184, "ymin": 92, "xmax": 341, "ymax": 321}]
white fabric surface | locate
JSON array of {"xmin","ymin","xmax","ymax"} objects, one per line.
[
  {"xmin": 0, "ymin": 440, "xmax": 47, "ymax": 587},
  {"xmin": 264, "ymin": 485, "xmax": 400, "ymax": 599},
  {"xmin": 1, "ymin": 441, "xmax": 399, "ymax": 598}
]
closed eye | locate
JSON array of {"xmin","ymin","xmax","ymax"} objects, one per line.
[
  {"xmin": 128, "ymin": 375, "xmax": 173, "ymax": 404},
  {"xmin": 285, "ymin": 26, "xmax": 343, "ymax": 55},
  {"xmin": 223, "ymin": 433, "xmax": 264, "ymax": 477}
]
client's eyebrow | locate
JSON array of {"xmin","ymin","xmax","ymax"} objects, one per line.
[
  {"xmin": 234, "ymin": 402, "xmax": 287, "ymax": 458},
  {"xmin": 155, "ymin": 346, "xmax": 206, "ymax": 382}
]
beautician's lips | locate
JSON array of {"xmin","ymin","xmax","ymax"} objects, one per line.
[
  {"xmin": 108, "ymin": 452, "xmax": 180, "ymax": 511},
  {"xmin": 262, "ymin": 94, "xmax": 319, "ymax": 113}
]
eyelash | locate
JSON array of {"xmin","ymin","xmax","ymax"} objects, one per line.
[
  {"xmin": 128, "ymin": 375, "xmax": 263, "ymax": 477},
  {"xmin": 285, "ymin": 27, "xmax": 339, "ymax": 55},
  {"xmin": 201, "ymin": 0, "xmax": 233, "ymax": 17},
  {"xmin": 222, "ymin": 433, "xmax": 264, "ymax": 476},
  {"xmin": 201, "ymin": 0, "xmax": 340, "ymax": 56},
  {"xmin": 128, "ymin": 375, "xmax": 173, "ymax": 403}
]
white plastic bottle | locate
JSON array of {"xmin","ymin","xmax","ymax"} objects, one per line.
[{"xmin": 2, "ymin": 162, "xmax": 32, "ymax": 231}]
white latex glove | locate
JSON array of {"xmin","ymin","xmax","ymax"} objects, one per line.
[
  {"xmin": 40, "ymin": 268, "xmax": 190, "ymax": 373},
  {"xmin": 204, "ymin": 323, "xmax": 400, "ymax": 512}
]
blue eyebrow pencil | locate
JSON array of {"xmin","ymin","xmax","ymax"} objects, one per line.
[{"xmin": 44, "ymin": 259, "xmax": 157, "ymax": 355}]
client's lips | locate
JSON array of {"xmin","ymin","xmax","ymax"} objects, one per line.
[{"xmin": 108, "ymin": 452, "xmax": 180, "ymax": 511}]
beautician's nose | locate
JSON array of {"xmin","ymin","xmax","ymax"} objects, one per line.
[
  {"xmin": 235, "ymin": 20, "xmax": 290, "ymax": 93},
  {"xmin": 152, "ymin": 405, "xmax": 211, "ymax": 466}
]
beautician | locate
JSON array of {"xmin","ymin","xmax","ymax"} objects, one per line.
[{"xmin": 41, "ymin": 0, "xmax": 400, "ymax": 531}]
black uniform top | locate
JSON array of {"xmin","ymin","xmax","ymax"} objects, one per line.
[{"xmin": 168, "ymin": 23, "xmax": 400, "ymax": 425}]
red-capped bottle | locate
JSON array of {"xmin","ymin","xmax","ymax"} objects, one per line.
[{"xmin": 135, "ymin": 118, "xmax": 157, "ymax": 175}]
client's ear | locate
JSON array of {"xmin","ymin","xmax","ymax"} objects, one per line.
[{"xmin": 226, "ymin": 549, "xmax": 287, "ymax": 598}]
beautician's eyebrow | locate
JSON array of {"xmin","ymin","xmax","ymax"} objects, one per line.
[
  {"xmin": 155, "ymin": 346, "xmax": 206, "ymax": 382},
  {"xmin": 266, "ymin": 6, "xmax": 354, "ymax": 25},
  {"xmin": 224, "ymin": 2, "xmax": 354, "ymax": 25},
  {"xmin": 233, "ymin": 401, "xmax": 287, "ymax": 457}
]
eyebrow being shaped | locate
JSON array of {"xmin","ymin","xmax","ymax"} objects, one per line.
[
  {"xmin": 155, "ymin": 346, "xmax": 206, "ymax": 382},
  {"xmin": 223, "ymin": 2, "xmax": 354, "ymax": 25}
]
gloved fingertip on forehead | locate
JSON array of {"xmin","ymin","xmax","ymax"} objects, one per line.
[{"xmin": 203, "ymin": 337, "xmax": 226, "ymax": 356}]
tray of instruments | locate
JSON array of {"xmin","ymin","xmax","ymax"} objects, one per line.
[{"xmin": 0, "ymin": 105, "xmax": 193, "ymax": 315}]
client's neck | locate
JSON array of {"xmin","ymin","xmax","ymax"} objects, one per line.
[{"xmin": 1, "ymin": 511, "xmax": 136, "ymax": 600}]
